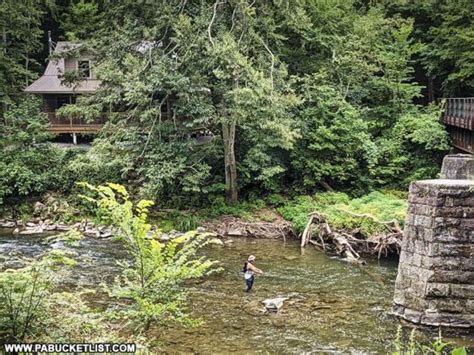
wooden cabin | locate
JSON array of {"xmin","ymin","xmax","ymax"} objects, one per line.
[
  {"xmin": 24, "ymin": 41, "xmax": 103, "ymax": 143},
  {"xmin": 443, "ymin": 98, "xmax": 474, "ymax": 154}
]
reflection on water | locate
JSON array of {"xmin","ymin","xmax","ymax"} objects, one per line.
[{"xmin": 0, "ymin": 229, "xmax": 471, "ymax": 353}]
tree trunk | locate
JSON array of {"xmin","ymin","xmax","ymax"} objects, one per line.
[
  {"xmin": 1, "ymin": 27, "xmax": 7, "ymax": 122},
  {"xmin": 222, "ymin": 121, "xmax": 238, "ymax": 203},
  {"xmin": 428, "ymin": 75, "xmax": 435, "ymax": 103}
]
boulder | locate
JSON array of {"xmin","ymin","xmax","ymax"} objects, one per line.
[
  {"xmin": 227, "ymin": 228, "xmax": 245, "ymax": 237},
  {"xmin": 209, "ymin": 238, "xmax": 225, "ymax": 246},
  {"xmin": 3, "ymin": 259, "xmax": 27, "ymax": 269},
  {"xmin": 0, "ymin": 221, "xmax": 16, "ymax": 228},
  {"xmin": 19, "ymin": 226, "xmax": 44, "ymax": 235},
  {"xmin": 262, "ymin": 297, "xmax": 289, "ymax": 312},
  {"xmin": 84, "ymin": 229, "xmax": 100, "ymax": 238},
  {"xmin": 56, "ymin": 224, "xmax": 71, "ymax": 231},
  {"xmin": 33, "ymin": 201, "xmax": 46, "ymax": 215},
  {"xmin": 158, "ymin": 234, "xmax": 171, "ymax": 241}
]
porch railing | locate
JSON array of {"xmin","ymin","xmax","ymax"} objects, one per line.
[
  {"xmin": 46, "ymin": 112, "xmax": 106, "ymax": 133},
  {"xmin": 443, "ymin": 98, "xmax": 474, "ymax": 130},
  {"xmin": 443, "ymin": 98, "xmax": 474, "ymax": 154}
]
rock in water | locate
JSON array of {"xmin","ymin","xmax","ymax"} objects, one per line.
[
  {"xmin": 208, "ymin": 238, "xmax": 224, "ymax": 246},
  {"xmin": 227, "ymin": 228, "xmax": 245, "ymax": 237},
  {"xmin": 262, "ymin": 297, "xmax": 288, "ymax": 312}
]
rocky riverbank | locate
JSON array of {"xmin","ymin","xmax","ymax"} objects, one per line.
[{"xmin": 0, "ymin": 218, "xmax": 214, "ymax": 242}]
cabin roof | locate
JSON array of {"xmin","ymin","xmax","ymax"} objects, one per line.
[{"xmin": 24, "ymin": 41, "xmax": 101, "ymax": 94}]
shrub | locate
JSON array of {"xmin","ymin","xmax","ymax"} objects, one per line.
[
  {"xmin": 0, "ymin": 97, "xmax": 85, "ymax": 205},
  {"xmin": 393, "ymin": 326, "xmax": 467, "ymax": 355},
  {"xmin": 0, "ymin": 231, "xmax": 81, "ymax": 342},
  {"xmin": 279, "ymin": 191, "xmax": 407, "ymax": 236},
  {"xmin": 79, "ymin": 182, "xmax": 221, "ymax": 331}
]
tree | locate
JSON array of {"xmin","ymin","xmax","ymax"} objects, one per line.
[
  {"xmin": 379, "ymin": 0, "xmax": 474, "ymax": 98},
  {"xmin": 0, "ymin": 0, "xmax": 46, "ymax": 118},
  {"xmin": 61, "ymin": 0, "xmax": 299, "ymax": 204},
  {"xmin": 41, "ymin": 0, "xmax": 451, "ymax": 204},
  {"xmin": 292, "ymin": 76, "xmax": 373, "ymax": 191},
  {"xmin": 285, "ymin": 3, "xmax": 444, "ymax": 191},
  {"xmin": 423, "ymin": 0, "xmax": 474, "ymax": 97},
  {"xmin": 0, "ymin": 97, "xmax": 55, "ymax": 204},
  {"xmin": 60, "ymin": 0, "xmax": 103, "ymax": 41}
]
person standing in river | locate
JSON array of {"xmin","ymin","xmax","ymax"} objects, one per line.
[{"xmin": 243, "ymin": 255, "xmax": 263, "ymax": 292}]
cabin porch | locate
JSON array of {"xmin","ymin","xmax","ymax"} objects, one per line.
[{"xmin": 43, "ymin": 94, "xmax": 105, "ymax": 137}]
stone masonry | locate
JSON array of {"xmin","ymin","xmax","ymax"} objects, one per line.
[{"xmin": 392, "ymin": 155, "xmax": 474, "ymax": 328}]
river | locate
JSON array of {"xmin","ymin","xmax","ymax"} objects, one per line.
[{"xmin": 0, "ymin": 229, "xmax": 471, "ymax": 353}]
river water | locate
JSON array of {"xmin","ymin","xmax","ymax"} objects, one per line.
[{"xmin": 0, "ymin": 229, "xmax": 471, "ymax": 353}]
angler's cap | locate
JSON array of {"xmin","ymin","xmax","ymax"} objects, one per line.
[{"xmin": 248, "ymin": 255, "xmax": 256, "ymax": 262}]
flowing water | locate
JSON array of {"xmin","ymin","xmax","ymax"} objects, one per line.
[{"xmin": 0, "ymin": 229, "xmax": 471, "ymax": 353}]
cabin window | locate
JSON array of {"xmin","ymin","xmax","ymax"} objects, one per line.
[{"xmin": 78, "ymin": 60, "xmax": 91, "ymax": 78}]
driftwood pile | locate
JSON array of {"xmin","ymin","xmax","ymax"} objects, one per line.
[
  {"xmin": 300, "ymin": 211, "xmax": 403, "ymax": 263},
  {"xmin": 204, "ymin": 215, "xmax": 296, "ymax": 241}
]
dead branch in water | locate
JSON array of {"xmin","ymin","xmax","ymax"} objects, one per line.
[
  {"xmin": 204, "ymin": 215, "xmax": 295, "ymax": 240},
  {"xmin": 300, "ymin": 212, "xmax": 402, "ymax": 262}
]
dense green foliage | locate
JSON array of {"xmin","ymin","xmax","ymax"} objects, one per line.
[
  {"xmin": 383, "ymin": 0, "xmax": 474, "ymax": 98},
  {"xmin": 79, "ymin": 182, "xmax": 220, "ymax": 331},
  {"xmin": 0, "ymin": 0, "xmax": 51, "ymax": 115},
  {"xmin": 54, "ymin": 0, "xmax": 451, "ymax": 205},
  {"xmin": 392, "ymin": 326, "xmax": 467, "ymax": 355},
  {"xmin": 279, "ymin": 191, "xmax": 407, "ymax": 236},
  {"xmin": 0, "ymin": 97, "xmax": 81, "ymax": 205},
  {"xmin": 1, "ymin": 0, "xmax": 470, "ymax": 208},
  {"xmin": 0, "ymin": 231, "xmax": 88, "ymax": 342}
]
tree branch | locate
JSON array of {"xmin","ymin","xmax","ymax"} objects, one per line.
[
  {"xmin": 139, "ymin": 93, "xmax": 169, "ymax": 159},
  {"xmin": 260, "ymin": 37, "xmax": 274, "ymax": 95},
  {"xmin": 208, "ymin": 1, "xmax": 223, "ymax": 47}
]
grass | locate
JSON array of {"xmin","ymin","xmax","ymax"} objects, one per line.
[
  {"xmin": 155, "ymin": 191, "xmax": 407, "ymax": 237},
  {"xmin": 1, "ymin": 189, "xmax": 407, "ymax": 239},
  {"xmin": 278, "ymin": 191, "xmax": 407, "ymax": 236},
  {"xmin": 155, "ymin": 191, "xmax": 407, "ymax": 235}
]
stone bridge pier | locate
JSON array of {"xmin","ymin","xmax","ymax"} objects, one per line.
[{"xmin": 392, "ymin": 154, "xmax": 474, "ymax": 328}]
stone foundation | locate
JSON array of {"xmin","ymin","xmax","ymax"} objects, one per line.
[
  {"xmin": 440, "ymin": 154, "xmax": 474, "ymax": 180},
  {"xmin": 392, "ymin": 179, "xmax": 474, "ymax": 328}
]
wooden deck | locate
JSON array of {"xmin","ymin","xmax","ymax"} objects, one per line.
[
  {"xmin": 46, "ymin": 112, "xmax": 105, "ymax": 134},
  {"xmin": 443, "ymin": 98, "xmax": 474, "ymax": 154}
]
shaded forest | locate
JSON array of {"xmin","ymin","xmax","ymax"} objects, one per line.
[{"xmin": 1, "ymin": 0, "xmax": 473, "ymax": 208}]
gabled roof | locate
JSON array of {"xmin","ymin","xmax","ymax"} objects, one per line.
[{"xmin": 25, "ymin": 41, "xmax": 101, "ymax": 94}]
